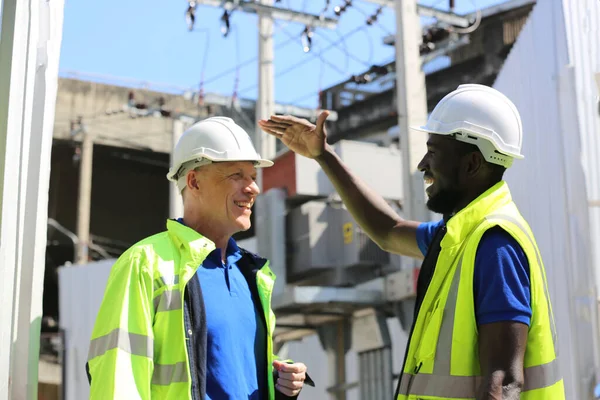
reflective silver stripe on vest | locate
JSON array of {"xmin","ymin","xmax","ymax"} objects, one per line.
[
  {"xmin": 401, "ymin": 361, "xmax": 561, "ymax": 398},
  {"xmin": 402, "ymin": 213, "xmax": 562, "ymax": 397},
  {"xmin": 152, "ymin": 362, "xmax": 188, "ymax": 385},
  {"xmin": 523, "ymin": 358, "xmax": 562, "ymax": 391},
  {"xmin": 88, "ymin": 328, "xmax": 153, "ymax": 360},
  {"xmin": 399, "ymin": 372, "xmax": 481, "ymax": 398},
  {"xmin": 154, "ymin": 274, "xmax": 180, "ymax": 289},
  {"xmin": 153, "ymin": 289, "xmax": 182, "ymax": 312},
  {"xmin": 432, "ymin": 259, "xmax": 462, "ymax": 374},
  {"xmin": 486, "ymin": 214, "xmax": 559, "ymax": 352}
]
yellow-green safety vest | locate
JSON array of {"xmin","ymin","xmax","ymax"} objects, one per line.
[
  {"xmin": 87, "ymin": 219, "xmax": 279, "ymax": 399},
  {"xmin": 397, "ymin": 181, "xmax": 565, "ymax": 400}
]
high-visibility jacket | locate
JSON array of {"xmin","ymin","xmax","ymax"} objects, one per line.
[
  {"xmin": 87, "ymin": 220, "xmax": 281, "ymax": 400},
  {"xmin": 396, "ymin": 181, "xmax": 565, "ymax": 399}
]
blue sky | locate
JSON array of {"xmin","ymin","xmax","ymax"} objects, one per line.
[{"xmin": 58, "ymin": 0, "xmax": 507, "ymax": 108}]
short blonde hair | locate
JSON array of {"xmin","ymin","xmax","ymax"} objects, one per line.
[{"xmin": 176, "ymin": 159, "xmax": 212, "ymax": 193}]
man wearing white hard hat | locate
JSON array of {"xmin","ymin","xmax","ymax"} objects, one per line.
[
  {"xmin": 259, "ymin": 84, "xmax": 564, "ymax": 400},
  {"xmin": 87, "ymin": 117, "xmax": 312, "ymax": 400}
]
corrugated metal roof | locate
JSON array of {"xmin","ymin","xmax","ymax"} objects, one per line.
[{"xmin": 502, "ymin": 14, "xmax": 529, "ymax": 44}]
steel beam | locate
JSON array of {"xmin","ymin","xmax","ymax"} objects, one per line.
[
  {"xmin": 195, "ymin": 0, "xmax": 338, "ymax": 28},
  {"xmin": 360, "ymin": 0, "xmax": 471, "ymax": 27}
]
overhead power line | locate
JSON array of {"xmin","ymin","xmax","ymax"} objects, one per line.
[
  {"xmin": 273, "ymin": 21, "xmax": 347, "ymax": 75},
  {"xmin": 191, "ymin": 35, "xmax": 298, "ymax": 90},
  {"xmin": 192, "ymin": 0, "xmax": 337, "ymax": 28},
  {"xmin": 238, "ymin": 24, "xmax": 368, "ymax": 95}
]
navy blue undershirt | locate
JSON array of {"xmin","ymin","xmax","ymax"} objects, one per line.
[
  {"xmin": 177, "ymin": 219, "xmax": 267, "ymax": 399},
  {"xmin": 417, "ymin": 220, "xmax": 532, "ymax": 326}
]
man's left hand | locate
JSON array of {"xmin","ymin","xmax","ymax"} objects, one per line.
[{"xmin": 273, "ymin": 360, "xmax": 307, "ymax": 397}]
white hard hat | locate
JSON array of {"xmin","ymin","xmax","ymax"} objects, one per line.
[
  {"xmin": 413, "ymin": 84, "xmax": 524, "ymax": 168},
  {"xmin": 167, "ymin": 116, "xmax": 273, "ymax": 191}
]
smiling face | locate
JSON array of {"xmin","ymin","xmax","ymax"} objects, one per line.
[
  {"xmin": 186, "ymin": 161, "xmax": 259, "ymax": 237},
  {"xmin": 417, "ymin": 134, "xmax": 474, "ymax": 215}
]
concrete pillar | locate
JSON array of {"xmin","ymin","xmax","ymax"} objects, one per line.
[
  {"xmin": 318, "ymin": 319, "xmax": 352, "ymax": 400},
  {"xmin": 0, "ymin": 0, "xmax": 66, "ymax": 396}
]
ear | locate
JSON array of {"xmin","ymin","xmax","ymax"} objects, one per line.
[
  {"xmin": 186, "ymin": 169, "xmax": 201, "ymax": 195},
  {"xmin": 463, "ymin": 151, "xmax": 485, "ymax": 178}
]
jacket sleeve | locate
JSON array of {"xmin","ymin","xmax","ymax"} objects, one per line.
[{"xmin": 87, "ymin": 248, "xmax": 155, "ymax": 400}]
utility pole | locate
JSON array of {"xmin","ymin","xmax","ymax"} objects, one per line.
[
  {"xmin": 360, "ymin": 0, "xmax": 471, "ymax": 28},
  {"xmin": 254, "ymin": 0, "xmax": 277, "ymax": 296},
  {"xmin": 255, "ymin": 0, "xmax": 276, "ymax": 160},
  {"xmin": 191, "ymin": 1, "xmax": 337, "ymax": 298},
  {"xmin": 170, "ymin": 119, "xmax": 185, "ymax": 219},
  {"xmin": 76, "ymin": 129, "xmax": 94, "ymax": 264},
  {"xmin": 190, "ymin": 0, "xmax": 336, "ymax": 170},
  {"xmin": 394, "ymin": 0, "xmax": 429, "ymax": 227},
  {"xmin": 190, "ymin": 1, "xmax": 336, "ymax": 154}
]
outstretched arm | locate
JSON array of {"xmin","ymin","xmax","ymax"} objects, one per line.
[{"xmin": 258, "ymin": 112, "xmax": 423, "ymax": 259}]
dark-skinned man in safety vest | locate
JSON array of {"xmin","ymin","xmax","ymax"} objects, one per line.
[{"xmin": 259, "ymin": 84, "xmax": 564, "ymax": 400}]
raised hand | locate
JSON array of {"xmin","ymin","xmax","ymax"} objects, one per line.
[{"xmin": 258, "ymin": 111, "xmax": 330, "ymax": 159}]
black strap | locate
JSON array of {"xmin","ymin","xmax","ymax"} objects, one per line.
[
  {"xmin": 394, "ymin": 222, "xmax": 447, "ymax": 398},
  {"xmin": 414, "ymin": 224, "xmax": 447, "ymax": 317},
  {"xmin": 237, "ymin": 250, "xmax": 271, "ymax": 400},
  {"xmin": 186, "ymin": 271, "xmax": 207, "ymax": 400}
]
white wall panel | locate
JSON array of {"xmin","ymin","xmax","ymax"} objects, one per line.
[
  {"xmin": 564, "ymin": 0, "xmax": 600, "ymax": 299},
  {"xmin": 494, "ymin": 0, "xmax": 600, "ymax": 397},
  {"xmin": 59, "ymin": 260, "xmax": 115, "ymax": 400}
]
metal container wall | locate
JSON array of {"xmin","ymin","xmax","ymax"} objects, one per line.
[
  {"xmin": 494, "ymin": 0, "xmax": 600, "ymax": 398},
  {"xmin": 58, "ymin": 260, "xmax": 115, "ymax": 400},
  {"xmin": 565, "ymin": 0, "xmax": 600, "ymax": 302}
]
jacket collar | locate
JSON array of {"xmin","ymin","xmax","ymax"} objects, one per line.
[
  {"xmin": 441, "ymin": 180, "xmax": 512, "ymax": 249},
  {"xmin": 165, "ymin": 219, "xmax": 268, "ymax": 268},
  {"xmin": 166, "ymin": 219, "xmax": 216, "ymax": 266}
]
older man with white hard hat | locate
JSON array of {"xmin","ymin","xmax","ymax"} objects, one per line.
[
  {"xmin": 259, "ymin": 84, "xmax": 564, "ymax": 400},
  {"xmin": 87, "ymin": 117, "xmax": 312, "ymax": 400}
]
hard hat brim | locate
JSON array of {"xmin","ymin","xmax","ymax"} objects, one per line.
[
  {"xmin": 411, "ymin": 125, "xmax": 449, "ymax": 135},
  {"xmin": 166, "ymin": 157, "xmax": 273, "ymax": 182},
  {"xmin": 253, "ymin": 159, "xmax": 275, "ymax": 168},
  {"xmin": 196, "ymin": 156, "xmax": 274, "ymax": 168},
  {"xmin": 410, "ymin": 125, "xmax": 524, "ymax": 160}
]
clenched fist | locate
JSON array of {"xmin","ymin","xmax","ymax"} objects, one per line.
[{"xmin": 273, "ymin": 360, "xmax": 308, "ymax": 397}]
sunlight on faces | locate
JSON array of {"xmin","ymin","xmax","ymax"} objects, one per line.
[
  {"xmin": 184, "ymin": 161, "xmax": 259, "ymax": 235},
  {"xmin": 418, "ymin": 134, "xmax": 469, "ymax": 215},
  {"xmin": 418, "ymin": 133, "xmax": 505, "ymax": 216}
]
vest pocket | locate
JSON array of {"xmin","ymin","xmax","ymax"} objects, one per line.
[{"xmin": 415, "ymin": 297, "xmax": 444, "ymax": 365}]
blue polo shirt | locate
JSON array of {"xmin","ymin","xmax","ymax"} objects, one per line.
[
  {"xmin": 194, "ymin": 234, "xmax": 267, "ymax": 399},
  {"xmin": 417, "ymin": 220, "xmax": 532, "ymax": 326}
]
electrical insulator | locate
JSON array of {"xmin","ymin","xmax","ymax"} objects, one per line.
[
  {"xmin": 334, "ymin": 0, "xmax": 351, "ymax": 16},
  {"xmin": 185, "ymin": 1, "xmax": 197, "ymax": 31},
  {"xmin": 301, "ymin": 26, "xmax": 313, "ymax": 53},
  {"xmin": 366, "ymin": 6, "xmax": 383, "ymax": 26},
  {"xmin": 220, "ymin": 10, "xmax": 231, "ymax": 37}
]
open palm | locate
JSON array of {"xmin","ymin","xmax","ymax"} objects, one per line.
[{"xmin": 257, "ymin": 111, "xmax": 330, "ymax": 159}]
